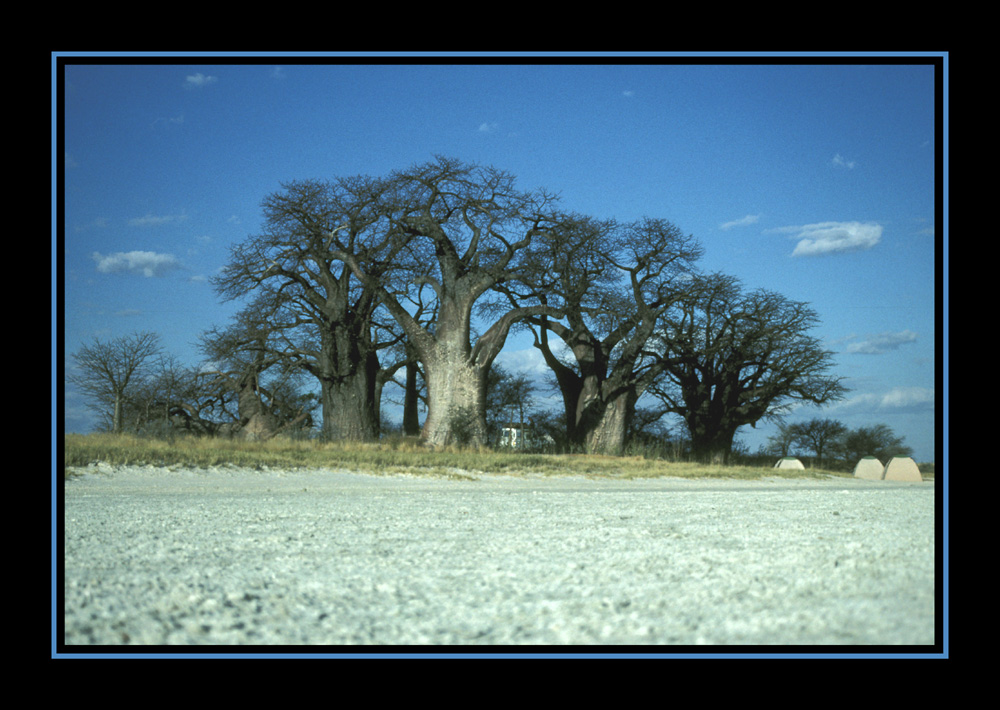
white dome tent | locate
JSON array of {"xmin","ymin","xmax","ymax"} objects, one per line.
[
  {"xmin": 883, "ymin": 456, "xmax": 923, "ymax": 482},
  {"xmin": 853, "ymin": 456, "xmax": 884, "ymax": 480},
  {"xmin": 773, "ymin": 457, "xmax": 805, "ymax": 470}
]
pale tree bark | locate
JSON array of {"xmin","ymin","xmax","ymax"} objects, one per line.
[{"xmin": 583, "ymin": 388, "xmax": 636, "ymax": 455}]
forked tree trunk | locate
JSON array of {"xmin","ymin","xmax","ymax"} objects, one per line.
[{"xmin": 540, "ymin": 330, "xmax": 642, "ymax": 456}]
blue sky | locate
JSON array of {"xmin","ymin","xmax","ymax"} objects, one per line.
[{"xmin": 57, "ymin": 54, "xmax": 944, "ymax": 462}]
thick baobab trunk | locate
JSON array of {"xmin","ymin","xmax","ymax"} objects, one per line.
[
  {"xmin": 420, "ymin": 352, "xmax": 488, "ymax": 448},
  {"xmin": 319, "ymin": 377, "xmax": 380, "ymax": 441},
  {"xmin": 313, "ymin": 320, "xmax": 382, "ymax": 442},
  {"xmin": 681, "ymin": 382, "xmax": 742, "ymax": 464},
  {"xmin": 687, "ymin": 419, "xmax": 738, "ymax": 464},
  {"xmin": 318, "ymin": 350, "xmax": 381, "ymax": 442},
  {"xmin": 584, "ymin": 389, "xmax": 636, "ymax": 456},
  {"xmin": 416, "ymin": 302, "xmax": 560, "ymax": 448}
]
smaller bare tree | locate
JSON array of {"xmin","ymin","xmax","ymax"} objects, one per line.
[
  {"xmin": 68, "ymin": 331, "xmax": 162, "ymax": 433},
  {"xmin": 197, "ymin": 303, "xmax": 316, "ymax": 441},
  {"xmin": 786, "ymin": 418, "xmax": 847, "ymax": 467},
  {"xmin": 841, "ymin": 423, "xmax": 913, "ymax": 464}
]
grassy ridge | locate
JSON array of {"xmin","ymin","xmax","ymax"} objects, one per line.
[{"xmin": 62, "ymin": 433, "xmax": 846, "ymax": 480}]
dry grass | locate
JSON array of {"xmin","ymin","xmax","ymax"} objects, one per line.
[{"xmin": 62, "ymin": 433, "xmax": 844, "ymax": 481}]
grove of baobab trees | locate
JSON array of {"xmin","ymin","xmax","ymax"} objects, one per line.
[{"xmin": 74, "ymin": 156, "xmax": 847, "ymax": 458}]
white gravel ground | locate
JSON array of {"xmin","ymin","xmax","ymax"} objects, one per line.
[{"xmin": 60, "ymin": 465, "xmax": 938, "ymax": 653}]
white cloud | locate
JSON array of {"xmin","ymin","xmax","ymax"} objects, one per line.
[
  {"xmin": 879, "ymin": 387, "xmax": 934, "ymax": 410},
  {"xmin": 478, "ymin": 122, "xmax": 498, "ymax": 133},
  {"xmin": 832, "ymin": 153, "xmax": 857, "ymax": 169},
  {"xmin": 771, "ymin": 221, "xmax": 882, "ymax": 257},
  {"xmin": 495, "ymin": 340, "xmax": 575, "ymax": 378},
  {"xmin": 184, "ymin": 72, "xmax": 217, "ymax": 88},
  {"xmin": 846, "ymin": 330, "xmax": 919, "ymax": 355},
  {"xmin": 719, "ymin": 214, "xmax": 760, "ymax": 230},
  {"xmin": 92, "ymin": 251, "xmax": 182, "ymax": 278},
  {"xmin": 495, "ymin": 347, "xmax": 553, "ymax": 377}
]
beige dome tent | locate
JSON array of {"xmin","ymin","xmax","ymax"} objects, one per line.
[
  {"xmin": 883, "ymin": 456, "xmax": 923, "ymax": 482},
  {"xmin": 853, "ymin": 456, "xmax": 884, "ymax": 480},
  {"xmin": 774, "ymin": 457, "xmax": 805, "ymax": 470}
]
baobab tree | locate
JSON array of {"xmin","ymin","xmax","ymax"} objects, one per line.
[
  {"xmin": 214, "ymin": 175, "xmax": 408, "ymax": 441},
  {"xmin": 330, "ymin": 157, "xmax": 565, "ymax": 447},
  {"xmin": 498, "ymin": 214, "xmax": 703, "ymax": 454},
  {"xmin": 649, "ymin": 273, "xmax": 848, "ymax": 463}
]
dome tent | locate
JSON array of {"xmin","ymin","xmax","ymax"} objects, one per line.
[
  {"xmin": 853, "ymin": 456, "xmax": 884, "ymax": 480},
  {"xmin": 883, "ymin": 456, "xmax": 923, "ymax": 482},
  {"xmin": 774, "ymin": 457, "xmax": 805, "ymax": 470}
]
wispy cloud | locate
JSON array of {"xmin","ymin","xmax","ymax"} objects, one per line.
[
  {"xmin": 839, "ymin": 386, "xmax": 934, "ymax": 412},
  {"xmin": 128, "ymin": 213, "xmax": 188, "ymax": 228},
  {"xmin": 846, "ymin": 330, "xmax": 918, "ymax": 355},
  {"xmin": 832, "ymin": 153, "xmax": 857, "ymax": 169},
  {"xmin": 719, "ymin": 214, "xmax": 760, "ymax": 231},
  {"xmin": 478, "ymin": 122, "xmax": 499, "ymax": 133},
  {"xmin": 770, "ymin": 221, "xmax": 882, "ymax": 257},
  {"xmin": 184, "ymin": 72, "xmax": 217, "ymax": 89},
  {"xmin": 153, "ymin": 115, "xmax": 184, "ymax": 129},
  {"xmin": 72, "ymin": 217, "xmax": 109, "ymax": 233},
  {"xmin": 92, "ymin": 251, "xmax": 183, "ymax": 278}
]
